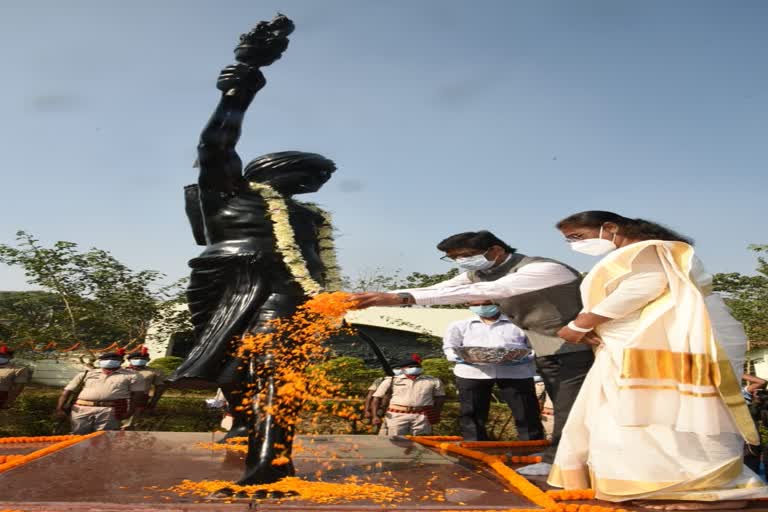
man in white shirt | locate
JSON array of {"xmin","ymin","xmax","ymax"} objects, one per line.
[
  {"xmin": 352, "ymin": 230, "xmax": 593, "ymax": 475},
  {"xmin": 444, "ymin": 301, "xmax": 543, "ymax": 442}
]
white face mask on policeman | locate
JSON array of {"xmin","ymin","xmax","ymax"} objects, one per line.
[
  {"xmin": 98, "ymin": 359, "xmax": 122, "ymax": 369},
  {"xmin": 129, "ymin": 359, "xmax": 149, "ymax": 367},
  {"xmin": 392, "ymin": 368, "xmax": 403, "ymax": 376},
  {"xmin": 470, "ymin": 304, "xmax": 500, "ymax": 318},
  {"xmin": 403, "ymin": 367, "xmax": 423, "ymax": 376},
  {"xmin": 455, "ymin": 252, "xmax": 495, "ymax": 272},
  {"xmin": 570, "ymin": 226, "xmax": 618, "ymax": 256}
]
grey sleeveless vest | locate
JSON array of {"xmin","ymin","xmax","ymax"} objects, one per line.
[{"xmin": 468, "ymin": 253, "xmax": 589, "ymax": 356}]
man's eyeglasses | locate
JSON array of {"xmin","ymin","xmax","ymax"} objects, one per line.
[{"xmin": 440, "ymin": 250, "xmax": 488, "ymax": 263}]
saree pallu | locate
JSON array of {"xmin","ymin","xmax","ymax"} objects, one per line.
[{"xmin": 548, "ymin": 241, "xmax": 767, "ymax": 502}]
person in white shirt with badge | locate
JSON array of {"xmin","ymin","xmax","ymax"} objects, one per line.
[{"xmin": 444, "ymin": 300, "xmax": 543, "ymax": 442}]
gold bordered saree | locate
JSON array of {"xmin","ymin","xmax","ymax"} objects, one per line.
[{"xmin": 548, "ymin": 241, "xmax": 767, "ymax": 502}]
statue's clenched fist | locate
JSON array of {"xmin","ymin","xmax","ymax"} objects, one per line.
[{"xmin": 216, "ymin": 64, "xmax": 266, "ymax": 93}]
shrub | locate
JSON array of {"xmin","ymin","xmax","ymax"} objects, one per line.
[
  {"xmin": 311, "ymin": 356, "xmax": 384, "ymax": 397},
  {"xmin": 421, "ymin": 357, "xmax": 457, "ymax": 398},
  {"xmin": 148, "ymin": 356, "xmax": 184, "ymax": 375}
]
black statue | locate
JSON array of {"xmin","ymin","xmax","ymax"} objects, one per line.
[{"xmin": 168, "ymin": 14, "xmax": 337, "ymax": 485}]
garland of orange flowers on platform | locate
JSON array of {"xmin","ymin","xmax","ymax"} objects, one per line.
[
  {"xmin": 547, "ymin": 490, "xmax": 597, "ymax": 501},
  {"xmin": 0, "ymin": 435, "xmax": 83, "ymax": 444},
  {"xmin": 503, "ymin": 455, "xmax": 542, "ymax": 464},
  {"xmin": 407, "ymin": 437, "xmax": 634, "ymax": 512},
  {"xmin": 459, "ymin": 439, "xmax": 551, "ymax": 449},
  {"xmin": 0, "ymin": 432, "xmax": 103, "ymax": 473},
  {"xmin": 0, "ymin": 455, "xmax": 23, "ymax": 464},
  {"xmin": 417, "ymin": 435, "xmax": 463, "ymax": 441}
]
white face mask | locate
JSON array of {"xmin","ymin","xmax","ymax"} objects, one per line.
[
  {"xmin": 392, "ymin": 368, "xmax": 403, "ymax": 376},
  {"xmin": 98, "ymin": 359, "xmax": 122, "ymax": 369},
  {"xmin": 455, "ymin": 253, "xmax": 495, "ymax": 272},
  {"xmin": 129, "ymin": 359, "xmax": 149, "ymax": 367},
  {"xmin": 570, "ymin": 226, "xmax": 617, "ymax": 256},
  {"xmin": 403, "ymin": 367, "xmax": 423, "ymax": 376},
  {"xmin": 0, "ymin": 357, "xmax": 9, "ymax": 365}
]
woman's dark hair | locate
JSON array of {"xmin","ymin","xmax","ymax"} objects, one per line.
[
  {"xmin": 556, "ymin": 211, "xmax": 694, "ymax": 245},
  {"xmin": 436, "ymin": 230, "xmax": 516, "ymax": 253}
]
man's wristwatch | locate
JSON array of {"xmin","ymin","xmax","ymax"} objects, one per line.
[{"xmin": 396, "ymin": 292, "xmax": 414, "ymax": 305}]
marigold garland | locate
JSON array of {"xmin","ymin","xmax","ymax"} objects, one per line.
[
  {"xmin": 459, "ymin": 440, "xmax": 551, "ymax": 449},
  {"xmin": 417, "ymin": 436, "xmax": 463, "ymax": 441},
  {"xmin": 0, "ymin": 432, "xmax": 103, "ymax": 473},
  {"xmin": 504, "ymin": 455, "xmax": 542, "ymax": 464},
  {"xmin": 408, "ymin": 437, "xmax": 639, "ymax": 512},
  {"xmin": 0, "ymin": 435, "xmax": 83, "ymax": 444},
  {"xmin": 547, "ymin": 490, "xmax": 596, "ymax": 501}
]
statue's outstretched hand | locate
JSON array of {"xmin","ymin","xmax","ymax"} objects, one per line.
[
  {"xmin": 217, "ymin": 64, "xmax": 266, "ymax": 93},
  {"xmin": 235, "ymin": 15, "xmax": 294, "ymax": 68}
]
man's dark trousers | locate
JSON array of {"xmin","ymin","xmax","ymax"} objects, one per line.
[
  {"xmin": 456, "ymin": 376, "xmax": 545, "ymax": 441},
  {"xmin": 535, "ymin": 350, "xmax": 595, "ymax": 464}
]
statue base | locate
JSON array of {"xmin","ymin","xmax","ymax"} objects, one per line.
[
  {"xmin": 6, "ymin": 432, "xmax": 757, "ymax": 511},
  {"xmin": 0, "ymin": 431, "xmax": 539, "ymax": 511}
]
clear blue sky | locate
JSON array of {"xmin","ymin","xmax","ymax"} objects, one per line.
[{"xmin": 1, "ymin": 0, "xmax": 766, "ymax": 291}]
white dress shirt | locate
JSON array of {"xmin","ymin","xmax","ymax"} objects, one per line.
[
  {"xmin": 397, "ymin": 261, "xmax": 578, "ymax": 306},
  {"xmin": 443, "ymin": 314, "xmax": 536, "ymax": 380}
]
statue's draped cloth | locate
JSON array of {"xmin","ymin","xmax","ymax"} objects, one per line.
[{"xmin": 549, "ymin": 241, "xmax": 768, "ymax": 501}]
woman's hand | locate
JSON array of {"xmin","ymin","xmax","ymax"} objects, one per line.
[{"xmin": 557, "ymin": 325, "xmax": 602, "ymax": 346}]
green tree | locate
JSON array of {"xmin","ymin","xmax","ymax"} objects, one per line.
[
  {"xmin": 0, "ymin": 231, "xmax": 190, "ymax": 349},
  {"xmin": 713, "ymin": 244, "xmax": 768, "ymax": 343},
  {"xmin": 343, "ymin": 267, "xmax": 460, "ymax": 292},
  {"xmin": 401, "ymin": 268, "xmax": 460, "ymax": 288}
]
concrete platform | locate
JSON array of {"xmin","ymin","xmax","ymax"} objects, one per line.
[{"xmin": 0, "ymin": 432, "xmax": 535, "ymax": 511}]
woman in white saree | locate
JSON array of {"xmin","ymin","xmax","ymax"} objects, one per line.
[{"xmin": 548, "ymin": 211, "xmax": 767, "ymax": 510}]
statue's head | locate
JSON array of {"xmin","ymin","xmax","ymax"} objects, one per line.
[{"xmin": 244, "ymin": 151, "xmax": 336, "ymax": 195}]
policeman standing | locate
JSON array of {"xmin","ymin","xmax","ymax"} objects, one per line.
[
  {"xmin": 372, "ymin": 355, "xmax": 445, "ymax": 436},
  {"xmin": 56, "ymin": 349, "xmax": 145, "ymax": 434},
  {"xmin": 0, "ymin": 344, "xmax": 31, "ymax": 409},
  {"xmin": 122, "ymin": 346, "xmax": 166, "ymax": 429}
]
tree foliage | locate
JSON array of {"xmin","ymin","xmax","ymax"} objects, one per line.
[
  {"xmin": 713, "ymin": 244, "xmax": 768, "ymax": 343},
  {"xmin": 0, "ymin": 231, "xmax": 190, "ymax": 349},
  {"xmin": 343, "ymin": 267, "xmax": 460, "ymax": 292}
]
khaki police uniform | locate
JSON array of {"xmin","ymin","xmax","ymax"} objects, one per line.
[
  {"xmin": 0, "ymin": 364, "xmax": 31, "ymax": 408},
  {"xmin": 121, "ymin": 366, "xmax": 166, "ymax": 429},
  {"xmin": 365, "ymin": 376, "xmax": 389, "ymax": 429},
  {"xmin": 373, "ymin": 374, "xmax": 445, "ymax": 436},
  {"xmin": 64, "ymin": 368, "xmax": 145, "ymax": 434},
  {"xmin": 368, "ymin": 377, "xmax": 384, "ymax": 393}
]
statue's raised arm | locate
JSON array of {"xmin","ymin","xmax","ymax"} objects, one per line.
[{"xmin": 197, "ymin": 15, "xmax": 295, "ymax": 196}]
